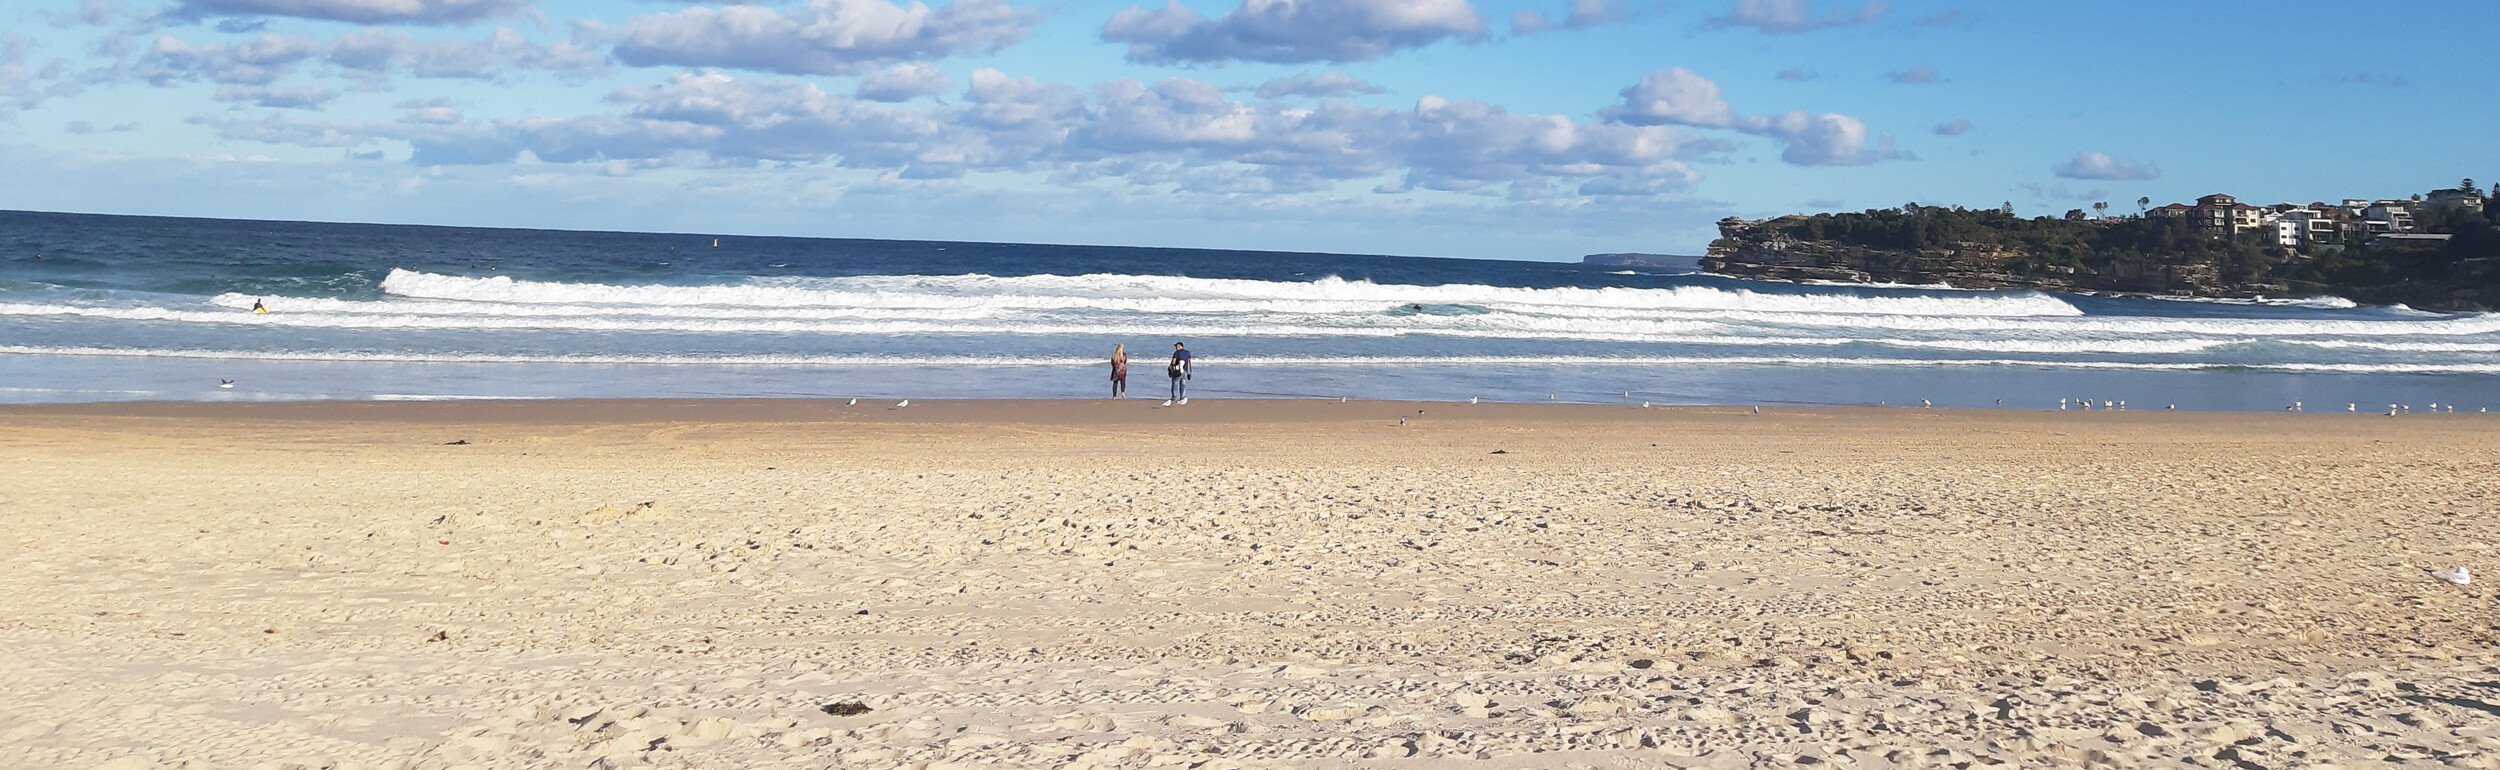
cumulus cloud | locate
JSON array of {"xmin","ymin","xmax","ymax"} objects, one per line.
[
  {"xmin": 43, "ymin": 0, "xmax": 125, "ymax": 27},
  {"xmin": 1602, "ymin": 67, "xmax": 1888, "ymax": 166},
  {"xmin": 1774, "ymin": 67, "xmax": 1815, "ymax": 81},
  {"xmin": 1510, "ymin": 0, "xmax": 1630, "ymax": 34},
  {"xmin": 171, "ymin": 0, "xmax": 537, "ymax": 26},
  {"xmin": 613, "ymin": 0, "xmax": 1042, "ymax": 76},
  {"xmin": 136, "ymin": 33, "xmax": 323, "ymax": 86},
  {"xmin": 204, "ymin": 68, "xmax": 1717, "ymax": 199},
  {"xmin": 328, "ymin": 27, "xmax": 606, "ymax": 81},
  {"xmin": 128, "ymin": 27, "xmax": 605, "ymax": 95},
  {"xmin": 1102, "ymin": 0, "xmax": 1484, "ymax": 65},
  {"xmin": 1707, "ymin": 0, "xmax": 1886, "ymax": 35},
  {"xmin": 1883, "ymin": 64, "xmax": 1941, "ymax": 84},
  {"xmin": 855, "ymin": 62, "xmax": 953, "ymax": 102},
  {"xmin": 1254, "ymin": 70, "xmax": 1384, "ymax": 99},
  {"xmin": 1602, "ymin": 67, "xmax": 1737, "ymax": 128},
  {"xmin": 2051, "ymin": 151, "xmax": 2158, "ymax": 181},
  {"xmin": 1932, "ymin": 118, "xmax": 1969, "ymax": 136},
  {"xmin": 215, "ymin": 83, "xmax": 336, "ymax": 109}
]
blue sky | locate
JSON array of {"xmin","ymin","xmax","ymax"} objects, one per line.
[{"xmin": 2, "ymin": 0, "xmax": 2492, "ymax": 260}]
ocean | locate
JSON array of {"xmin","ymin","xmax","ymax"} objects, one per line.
[{"xmin": 4, "ymin": 209, "xmax": 2497, "ymax": 411}]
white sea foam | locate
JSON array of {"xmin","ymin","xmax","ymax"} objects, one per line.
[
  {"xmin": 12, "ymin": 345, "xmax": 2500, "ymax": 375},
  {"xmin": 375, "ymin": 270, "xmax": 2086, "ymax": 318}
]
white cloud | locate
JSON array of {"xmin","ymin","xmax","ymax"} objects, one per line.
[
  {"xmin": 1254, "ymin": 70, "xmax": 1385, "ymax": 99},
  {"xmin": 137, "ymin": 33, "xmax": 323, "ymax": 86},
  {"xmin": 1745, "ymin": 110, "xmax": 1869, "ymax": 165},
  {"xmin": 613, "ymin": 0, "xmax": 1043, "ymax": 76},
  {"xmin": 856, "ymin": 63, "xmax": 954, "ymax": 102},
  {"xmin": 214, "ymin": 83, "xmax": 336, "ymax": 109},
  {"xmin": 1102, "ymin": 0, "xmax": 1484, "ymax": 64},
  {"xmin": 1883, "ymin": 64, "xmax": 1941, "ymax": 84},
  {"xmin": 1602, "ymin": 67, "xmax": 1736, "ymax": 128},
  {"xmin": 173, "ymin": 0, "xmax": 537, "ymax": 26},
  {"xmin": 2052, "ymin": 151, "xmax": 2158, "ymax": 181},
  {"xmin": 1602, "ymin": 67, "xmax": 1886, "ymax": 166},
  {"xmin": 205, "ymin": 69, "xmax": 1717, "ymax": 200},
  {"xmin": 126, "ymin": 27, "xmax": 605, "ymax": 98},
  {"xmin": 1707, "ymin": 0, "xmax": 1886, "ymax": 35},
  {"xmin": 1511, "ymin": 0, "xmax": 1630, "ymax": 34}
]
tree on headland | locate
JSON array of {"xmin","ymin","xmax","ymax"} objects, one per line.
[
  {"xmin": 2462, "ymin": 178, "xmax": 2477, "ymax": 194},
  {"xmin": 2138, "ymin": 196, "xmax": 2151, "ymax": 214},
  {"xmin": 2094, "ymin": 201, "xmax": 2109, "ymax": 219}
]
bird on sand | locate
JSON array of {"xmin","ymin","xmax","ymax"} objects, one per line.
[
  {"xmin": 1751, "ymin": 406, "xmax": 1760, "ymax": 415},
  {"xmin": 1469, "ymin": 397, "xmax": 1478, "ymax": 404},
  {"xmin": 847, "ymin": 397, "xmax": 858, "ymax": 406},
  {"xmin": 896, "ymin": 399, "xmax": 910, "ymax": 408},
  {"xmin": 1641, "ymin": 401, "xmax": 1651, "ymax": 408},
  {"xmin": 2433, "ymin": 566, "xmax": 2471, "ymax": 585}
]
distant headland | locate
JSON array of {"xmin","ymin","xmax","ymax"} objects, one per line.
[
  {"xmin": 1580, "ymin": 252, "xmax": 1702, "ymax": 271},
  {"xmin": 1702, "ymin": 180, "xmax": 2497, "ymax": 310}
]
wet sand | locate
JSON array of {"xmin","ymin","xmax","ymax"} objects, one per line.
[{"xmin": 1, "ymin": 399, "xmax": 2495, "ymax": 769}]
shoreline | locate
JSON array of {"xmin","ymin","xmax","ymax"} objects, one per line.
[{"xmin": 7, "ymin": 396, "xmax": 2486, "ymax": 426}]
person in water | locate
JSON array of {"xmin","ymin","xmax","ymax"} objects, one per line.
[
  {"xmin": 1164, "ymin": 341, "xmax": 1191, "ymax": 406},
  {"xmin": 1109, "ymin": 344, "xmax": 1128, "ymax": 399},
  {"xmin": 252, "ymin": 298, "xmax": 269, "ymax": 314}
]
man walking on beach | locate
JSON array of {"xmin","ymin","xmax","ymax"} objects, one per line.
[{"xmin": 1165, "ymin": 341, "xmax": 1191, "ymax": 406}]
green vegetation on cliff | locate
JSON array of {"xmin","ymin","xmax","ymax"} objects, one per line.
[{"xmin": 1706, "ymin": 191, "xmax": 2500, "ymax": 310}]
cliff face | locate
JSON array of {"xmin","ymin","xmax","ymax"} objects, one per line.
[{"xmin": 1701, "ymin": 217, "xmax": 2283, "ymax": 297}]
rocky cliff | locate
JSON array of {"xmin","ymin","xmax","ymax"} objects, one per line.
[{"xmin": 1701, "ymin": 216, "xmax": 2288, "ymax": 297}]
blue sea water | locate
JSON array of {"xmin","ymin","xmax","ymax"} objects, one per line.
[{"xmin": 4, "ymin": 209, "xmax": 2498, "ymax": 411}]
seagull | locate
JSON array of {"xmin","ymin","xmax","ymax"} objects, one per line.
[
  {"xmin": 2104, "ymin": 400, "xmax": 2115, "ymax": 410},
  {"xmin": 847, "ymin": 397, "xmax": 858, "ymax": 406},
  {"xmin": 2166, "ymin": 404, "xmax": 2176, "ymax": 410},
  {"xmin": 1339, "ymin": 397, "xmax": 1348, "ymax": 403},
  {"xmin": 2434, "ymin": 566, "xmax": 2471, "ymax": 585},
  {"xmin": 2118, "ymin": 401, "xmax": 2126, "ymax": 410},
  {"xmin": 1469, "ymin": 397, "xmax": 1479, "ymax": 404},
  {"xmin": 1641, "ymin": 401, "xmax": 1651, "ymax": 408},
  {"xmin": 218, "ymin": 379, "xmax": 234, "ymax": 389},
  {"xmin": 2293, "ymin": 401, "xmax": 2302, "ymax": 412},
  {"xmin": 1398, "ymin": 417, "xmax": 1407, "ymax": 426},
  {"xmin": 895, "ymin": 399, "xmax": 909, "ymax": 408},
  {"xmin": 1921, "ymin": 399, "xmax": 1931, "ymax": 408},
  {"xmin": 1751, "ymin": 406, "xmax": 1760, "ymax": 415},
  {"xmin": 2348, "ymin": 403, "xmax": 2357, "ymax": 412},
  {"xmin": 2059, "ymin": 398, "xmax": 2068, "ymax": 410},
  {"xmin": 2388, "ymin": 405, "xmax": 2399, "ymax": 417},
  {"xmin": 2286, "ymin": 404, "xmax": 2296, "ymax": 412}
]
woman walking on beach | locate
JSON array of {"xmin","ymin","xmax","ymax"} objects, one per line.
[
  {"xmin": 1110, "ymin": 344, "xmax": 1128, "ymax": 399},
  {"xmin": 1165, "ymin": 341, "xmax": 1191, "ymax": 406}
]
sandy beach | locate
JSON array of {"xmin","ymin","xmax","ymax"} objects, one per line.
[{"xmin": 1, "ymin": 399, "xmax": 2495, "ymax": 769}]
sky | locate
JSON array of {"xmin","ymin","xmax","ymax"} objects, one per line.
[{"xmin": 1, "ymin": 0, "xmax": 2493, "ymax": 261}]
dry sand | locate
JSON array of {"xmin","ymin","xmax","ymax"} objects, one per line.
[{"xmin": 1, "ymin": 399, "xmax": 2495, "ymax": 770}]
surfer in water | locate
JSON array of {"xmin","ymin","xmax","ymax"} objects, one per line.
[{"xmin": 252, "ymin": 298, "xmax": 270, "ymax": 314}]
